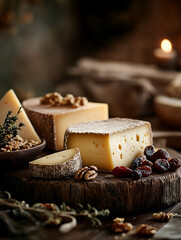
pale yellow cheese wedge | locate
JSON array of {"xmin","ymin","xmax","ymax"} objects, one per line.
[
  {"xmin": 64, "ymin": 118, "xmax": 153, "ymax": 171},
  {"xmin": 29, "ymin": 148, "xmax": 82, "ymax": 178},
  {"xmin": 0, "ymin": 89, "xmax": 41, "ymax": 143}
]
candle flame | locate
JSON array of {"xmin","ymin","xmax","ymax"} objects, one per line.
[{"xmin": 161, "ymin": 39, "xmax": 172, "ymax": 53}]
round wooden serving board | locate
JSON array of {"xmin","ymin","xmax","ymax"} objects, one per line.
[{"xmin": 4, "ymin": 148, "xmax": 181, "ymax": 214}]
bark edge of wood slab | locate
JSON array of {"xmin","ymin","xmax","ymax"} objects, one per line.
[{"xmin": 4, "ymin": 168, "xmax": 181, "ymax": 214}]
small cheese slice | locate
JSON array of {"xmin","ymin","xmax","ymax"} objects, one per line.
[
  {"xmin": 0, "ymin": 89, "xmax": 41, "ymax": 143},
  {"xmin": 64, "ymin": 118, "xmax": 153, "ymax": 171},
  {"xmin": 29, "ymin": 148, "xmax": 82, "ymax": 178},
  {"xmin": 23, "ymin": 97, "xmax": 108, "ymax": 151}
]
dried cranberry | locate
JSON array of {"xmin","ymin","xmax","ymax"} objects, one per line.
[
  {"xmin": 137, "ymin": 166, "xmax": 152, "ymax": 177},
  {"xmin": 132, "ymin": 169, "xmax": 142, "ymax": 180},
  {"xmin": 112, "ymin": 167, "xmax": 121, "ymax": 177},
  {"xmin": 112, "ymin": 166, "xmax": 133, "ymax": 177},
  {"xmin": 142, "ymin": 159, "xmax": 153, "ymax": 169},
  {"xmin": 151, "ymin": 149, "xmax": 170, "ymax": 162},
  {"xmin": 169, "ymin": 158, "xmax": 181, "ymax": 171},
  {"xmin": 130, "ymin": 155, "xmax": 147, "ymax": 170},
  {"xmin": 154, "ymin": 159, "xmax": 170, "ymax": 172},
  {"xmin": 144, "ymin": 145, "xmax": 155, "ymax": 161}
]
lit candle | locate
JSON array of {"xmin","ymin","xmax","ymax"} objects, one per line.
[{"xmin": 154, "ymin": 39, "xmax": 177, "ymax": 69}]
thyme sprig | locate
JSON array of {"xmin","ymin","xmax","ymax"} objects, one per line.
[
  {"xmin": 0, "ymin": 191, "xmax": 110, "ymax": 235},
  {"xmin": 60, "ymin": 202, "xmax": 110, "ymax": 226},
  {"xmin": 0, "ymin": 108, "xmax": 25, "ymax": 148}
]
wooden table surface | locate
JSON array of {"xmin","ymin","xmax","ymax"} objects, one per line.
[
  {"xmin": 1, "ymin": 118, "xmax": 181, "ymax": 240},
  {"xmin": 0, "ymin": 202, "xmax": 180, "ymax": 240}
]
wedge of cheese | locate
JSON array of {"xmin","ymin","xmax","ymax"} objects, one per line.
[
  {"xmin": 23, "ymin": 97, "xmax": 108, "ymax": 151},
  {"xmin": 29, "ymin": 148, "xmax": 82, "ymax": 178},
  {"xmin": 64, "ymin": 118, "xmax": 153, "ymax": 171},
  {"xmin": 0, "ymin": 89, "xmax": 41, "ymax": 143}
]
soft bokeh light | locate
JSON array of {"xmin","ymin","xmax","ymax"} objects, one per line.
[{"xmin": 161, "ymin": 39, "xmax": 172, "ymax": 52}]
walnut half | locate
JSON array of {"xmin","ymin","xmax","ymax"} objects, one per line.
[
  {"xmin": 75, "ymin": 166, "xmax": 98, "ymax": 181},
  {"xmin": 153, "ymin": 212, "xmax": 174, "ymax": 222},
  {"xmin": 136, "ymin": 224, "xmax": 157, "ymax": 236},
  {"xmin": 40, "ymin": 92, "xmax": 88, "ymax": 108},
  {"xmin": 112, "ymin": 217, "xmax": 133, "ymax": 233}
]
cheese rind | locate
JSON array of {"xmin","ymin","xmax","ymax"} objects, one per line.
[
  {"xmin": 29, "ymin": 148, "xmax": 82, "ymax": 178},
  {"xmin": 0, "ymin": 89, "xmax": 41, "ymax": 143},
  {"xmin": 23, "ymin": 97, "xmax": 108, "ymax": 151},
  {"xmin": 64, "ymin": 118, "xmax": 153, "ymax": 171}
]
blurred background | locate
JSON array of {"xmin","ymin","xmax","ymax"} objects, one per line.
[{"xmin": 1, "ymin": 0, "xmax": 181, "ymax": 126}]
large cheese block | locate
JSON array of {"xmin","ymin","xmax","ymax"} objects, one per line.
[
  {"xmin": 23, "ymin": 97, "xmax": 108, "ymax": 151},
  {"xmin": 64, "ymin": 118, "xmax": 152, "ymax": 171},
  {"xmin": 29, "ymin": 148, "xmax": 82, "ymax": 178},
  {"xmin": 0, "ymin": 89, "xmax": 41, "ymax": 143}
]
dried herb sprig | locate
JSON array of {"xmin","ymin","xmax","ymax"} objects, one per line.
[
  {"xmin": 0, "ymin": 108, "xmax": 25, "ymax": 148},
  {"xmin": 60, "ymin": 202, "xmax": 110, "ymax": 226},
  {"xmin": 0, "ymin": 191, "xmax": 110, "ymax": 235}
]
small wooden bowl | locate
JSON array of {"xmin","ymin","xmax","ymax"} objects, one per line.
[
  {"xmin": 0, "ymin": 139, "xmax": 46, "ymax": 170},
  {"xmin": 155, "ymin": 95, "xmax": 181, "ymax": 128}
]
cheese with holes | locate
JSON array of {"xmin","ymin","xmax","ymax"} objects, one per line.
[
  {"xmin": 23, "ymin": 97, "xmax": 108, "ymax": 151},
  {"xmin": 0, "ymin": 89, "xmax": 41, "ymax": 143},
  {"xmin": 64, "ymin": 118, "xmax": 153, "ymax": 171},
  {"xmin": 29, "ymin": 148, "xmax": 82, "ymax": 178}
]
